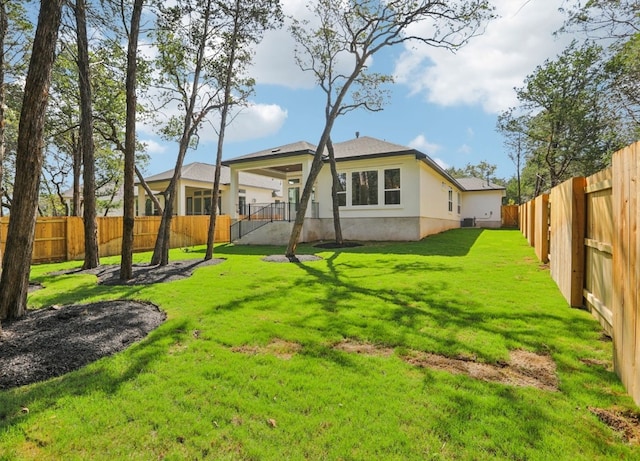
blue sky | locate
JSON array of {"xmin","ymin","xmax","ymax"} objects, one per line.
[{"xmin": 138, "ymin": 0, "xmax": 578, "ymax": 180}]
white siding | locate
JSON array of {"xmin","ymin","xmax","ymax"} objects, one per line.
[
  {"xmin": 461, "ymin": 190, "xmax": 504, "ymax": 228},
  {"xmin": 316, "ymin": 154, "xmax": 419, "ymax": 219}
]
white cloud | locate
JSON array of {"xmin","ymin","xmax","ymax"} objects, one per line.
[
  {"xmin": 394, "ymin": 0, "xmax": 575, "ymax": 114},
  {"xmin": 251, "ymin": 0, "xmax": 364, "ymax": 89},
  {"xmin": 142, "ymin": 139, "xmax": 167, "ymax": 154},
  {"xmin": 251, "ymin": 1, "xmax": 316, "ymax": 88},
  {"xmin": 458, "ymin": 144, "xmax": 472, "ymax": 155},
  {"xmin": 408, "ymin": 134, "xmax": 441, "ymax": 156},
  {"xmin": 408, "ymin": 134, "xmax": 449, "ymax": 168},
  {"xmin": 433, "ymin": 157, "xmax": 450, "ymax": 170},
  {"xmin": 224, "ymin": 103, "xmax": 288, "ymax": 142}
]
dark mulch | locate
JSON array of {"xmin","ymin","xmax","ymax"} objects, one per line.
[
  {"xmin": 0, "ymin": 300, "xmax": 165, "ymax": 390},
  {"xmin": 0, "ymin": 259, "xmax": 227, "ymax": 390},
  {"xmin": 53, "ymin": 258, "xmax": 225, "ymax": 285}
]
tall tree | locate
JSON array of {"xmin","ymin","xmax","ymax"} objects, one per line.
[
  {"xmin": 150, "ymin": 0, "xmax": 224, "ymax": 266},
  {"xmin": 447, "ymin": 161, "xmax": 498, "ymax": 183},
  {"xmin": 0, "ymin": 2, "xmax": 7, "ymax": 220},
  {"xmin": 285, "ymin": 0, "xmax": 494, "ymax": 258},
  {"xmin": 499, "ymin": 41, "xmax": 629, "ymax": 190},
  {"xmin": 0, "ymin": 1, "xmax": 32, "ymax": 218},
  {"xmin": 204, "ymin": 0, "xmax": 283, "ymax": 260},
  {"xmin": 326, "ymin": 136, "xmax": 343, "ymax": 245},
  {"xmin": 0, "ymin": 0, "xmax": 64, "ymax": 324},
  {"xmin": 75, "ymin": 0, "xmax": 99, "ymax": 269},
  {"xmin": 120, "ymin": 0, "xmax": 145, "ymax": 280}
]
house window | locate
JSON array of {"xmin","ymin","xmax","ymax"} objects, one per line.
[
  {"xmin": 194, "ymin": 197, "xmax": 202, "ymax": 214},
  {"xmin": 352, "ymin": 171, "xmax": 378, "ymax": 206},
  {"xmin": 384, "ymin": 168, "xmax": 400, "ymax": 205},
  {"xmin": 457, "ymin": 192, "xmax": 461, "ymax": 214},
  {"xmin": 337, "ymin": 172, "xmax": 346, "ymax": 206},
  {"xmin": 187, "ymin": 197, "xmax": 193, "ymax": 215},
  {"xmin": 448, "ymin": 187, "xmax": 453, "ymax": 212}
]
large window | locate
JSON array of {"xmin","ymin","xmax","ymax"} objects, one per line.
[
  {"xmin": 337, "ymin": 173, "xmax": 347, "ymax": 206},
  {"xmin": 352, "ymin": 171, "xmax": 378, "ymax": 206},
  {"xmin": 384, "ymin": 168, "xmax": 400, "ymax": 205}
]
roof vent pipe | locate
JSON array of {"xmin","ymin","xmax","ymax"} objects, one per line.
[{"xmin": 355, "ymin": 131, "xmax": 360, "ymax": 138}]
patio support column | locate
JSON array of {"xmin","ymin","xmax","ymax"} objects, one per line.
[
  {"xmin": 228, "ymin": 167, "xmax": 239, "ymax": 219},
  {"xmin": 301, "ymin": 159, "xmax": 312, "ymax": 218},
  {"xmin": 137, "ymin": 184, "xmax": 146, "ymax": 216},
  {"xmin": 176, "ymin": 182, "xmax": 186, "ymax": 216}
]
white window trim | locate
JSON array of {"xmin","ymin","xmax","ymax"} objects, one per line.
[{"xmin": 339, "ymin": 166, "xmax": 403, "ymax": 209}]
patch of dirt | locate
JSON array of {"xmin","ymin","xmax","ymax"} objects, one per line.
[
  {"xmin": 231, "ymin": 338, "xmax": 302, "ymax": 360},
  {"xmin": 333, "ymin": 339, "xmax": 394, "ymax": 357},
  {"xmin": 313, "ymin": 241, "xmax": 363, "ymax": 249},
  {"xmin": 580, "ymin": 357, "xmax": 613, "ymax": 371},
  {"xmin": 403, "ymin": 349, "xmax": 558, "ymax": 391},
  {"xmin": 590, "ymin": 407, "xmax": 640, "ymax": 444},
  {"xmin": 54, "ymin": 258, "xmax": 225, "ymax": 285},
  {"xmin": 262, "ymin": 255, "xmax": 322, "ymax": 263},
  {"xmin": 0, "ymin": 301, "xmax": 165, "ymax": 390}
]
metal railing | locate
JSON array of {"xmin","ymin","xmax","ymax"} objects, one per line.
[{"xmin": 230, "ymin": 202, "xmax": 319, "ymax": 241}]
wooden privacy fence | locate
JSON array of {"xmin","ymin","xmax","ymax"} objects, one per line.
[
  {"xmin": 0, "ymin": 215, "xmax": 231, "ymax": 264},
  {"xmin": 519, "ymin": 141, "xmax": 639, "ymax": 405},
  {"xmin": 501, "ymin": 205, "xmax": 519, "ymax": 227}
]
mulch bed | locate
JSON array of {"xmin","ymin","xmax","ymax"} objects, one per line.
[
  {"xmin": 53, "ymin": 258, "xmax": 225, "ymax": 285},
  {"xmin": 0, "ymin": 301, "xmax": 165, "ymax": 390},
  {"xmin": 0, "ymin": 259, "xmax": 227, "ymax": 390}
]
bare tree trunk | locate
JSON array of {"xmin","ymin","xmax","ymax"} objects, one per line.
[
  {"xmin": 205, "ymin": 0, "xmax": 240, "ymax": 261},
  {"xmin": 0, "ymin": 2, "xmax": 5, "ymax": 267},
  {"xmin": 0, "ymin": 1, "xmax": 6, "ymax": 221},
  {"xmin": 76, "ymin": 0, "xmax": 99, "ymax": 269},
  {"xmin": 120, "ymin": 0, "xmax": 144, "ymax": 280},
  {"xmin": 285, "ymin": 140, "xmax": 327, "ymax": 258},
  {"xmin": 285, "ymin": 107, "xmax": 343, "ymax": 257},
  {"xmin": 326, "ymin": 137, "xmax": 343, "ymax": 245},
  {"xmin": 151, "ymin": 0, "xmax": 213, "ymax": 267},
  {"xmin": 150, "ymin": 162, "xmax": 181, "ymax": 266},
  {"xmin": 72, "ymin": 132, "xmax": 81, "ymax": 215},
  {"xmin": 0, "ymin": 0, "xmax": 63, "ymax": 323},
  {"xmin": 135, "ymin": 165, "xmax": 162, "ymax": 214}
]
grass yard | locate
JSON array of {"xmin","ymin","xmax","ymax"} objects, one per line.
[{"xmin": 1, "ymin": 228, "xmax": 639, "ymax": 460}]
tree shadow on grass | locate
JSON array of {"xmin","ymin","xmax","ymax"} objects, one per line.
[{"xmin": 203, "ymin": 228, "xmax": 486, "ymax": 258}]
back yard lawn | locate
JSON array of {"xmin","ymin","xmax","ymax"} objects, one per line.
[{"xmin": 1, "ymin": 229, "xmax": 638, "ymax": 460}]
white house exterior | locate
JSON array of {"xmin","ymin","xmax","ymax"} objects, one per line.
[
  {"xmin": 137, "ymin": 162, "xmax": 283, "ymax": 216},
  {"xmin": 456, "ymin": 177, "xmax": 505, "ymax": 228},
  {"xmin": 223, "ymin": 136, "xmax": 505, "ymax": 244}
]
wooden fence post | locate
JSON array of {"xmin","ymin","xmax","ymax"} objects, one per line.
[
  {"xmin": 527, "ymin": 200, "xmax": 536, "ymax": 247},
  {"xmin": 549, "ymin": 177, "xmax": 586, "ymax": 308},
  {"xmin": 535, "ymin": 194, "xmax": 550, "ymax": 263}
]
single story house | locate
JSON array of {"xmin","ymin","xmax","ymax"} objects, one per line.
[
  {"xmin": 136, "ymin": 162, "xmax": 283, "ymax": 216},
  {"xmin": 222, "ymin": 136, "xmax": 505, "ymax": 245}
]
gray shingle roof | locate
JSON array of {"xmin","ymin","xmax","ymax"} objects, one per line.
[
  {"xmin": 331, "ymin": 136, "xmax": 415, "ymax": 159},
  {"xmin": 222, "ymin": 141, "xmax": 317, "ymax": 165},
  {"xmin": 141, "ymin": 162, "xmax": 281, "ymax": 191},
  {"xmin": 456, "ymin": 177, "xmax": 505, "ymax": 191},
  {"xmin": 223, "ymin": 135, "xmax": 465, "ymax": 188}
]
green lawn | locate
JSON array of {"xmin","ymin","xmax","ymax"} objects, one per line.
[{"xmin": 1, "ymin": 229, "xmax": 638, "ymax": 460}]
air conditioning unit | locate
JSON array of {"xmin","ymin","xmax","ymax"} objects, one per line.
[{"xmin": 461, "ymin": 218, "xmax": 475, "ymax": 227}]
